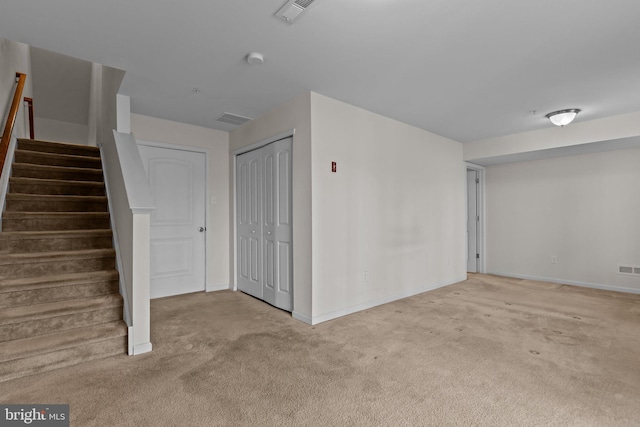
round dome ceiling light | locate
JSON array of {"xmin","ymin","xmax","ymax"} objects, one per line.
[
  {"xmin": 545, "ymin": 108, "xmax": 581, "ymax": 127},
  {"xmin": 247, "ymin": 52, "xmax": 265, "ymax": 65}
]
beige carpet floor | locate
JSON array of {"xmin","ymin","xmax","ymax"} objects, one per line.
[{"xmin": 2, "ymin": 274, "xmax": 639, "ymax": 426}]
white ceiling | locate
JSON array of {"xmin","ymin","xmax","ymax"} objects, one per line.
[{"xmin": 1, "ymin": 0, "xmax": 640, "ymax": 142}]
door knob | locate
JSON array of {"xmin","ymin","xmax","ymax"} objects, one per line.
[
  {"xmin": 251, "ymin": 230, "xmax": 256, "ymax": 233},
  {"xmin": 199, "ymin": 227, "xmax": 205, "ymax": 232},
  {"xmin": 267, "ymin": 231, "xmax": 272, "ymax": 235}
]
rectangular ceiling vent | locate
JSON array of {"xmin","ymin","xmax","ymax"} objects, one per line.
[
  {"xmin": 215, "ymin": 113, "xmax": 252, "ymax": 126},
  {"xmin": 275, "ymin": 0, "xmax": 316, "ymax": 23}
]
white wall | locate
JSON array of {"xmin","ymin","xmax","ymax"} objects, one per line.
[
  {"xmin": 310, "ymin": 93, "xmax": 466, "ymax": 322},
  {"xmin": 486, "ymin": 146, "xmax": 640, "ymax": 292},
  {"xmin": 230, "ymin": 92, "xmax": 466, "ymax": 324},
  {"xmin": 34, "ymin": 117, "xmax": 88, "ymax": 144},
  {"xmin": 464, "ymin": 111, "xmax": 640, "ymax": 163},
  {"xmin": 130, "ymin": 113, "xmax": 230, "ymax": 290},
  {"xmin": 87, "ymin": 62, "xmax": 102, "ymax": 146},
  {"xmin": 1, "ymin": 38, "xmax": 33, "ymax": 140},
  {"xmin": 230, "ymin": 92, "xmax": 313, "ymax": 320}
]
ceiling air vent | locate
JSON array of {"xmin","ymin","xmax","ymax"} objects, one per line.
[
  {"xmin": 215, "ymin": 113, "xmax": 252, "ymax": 126},
  {"xmin": 275, "ymin": 0, "xmax": 316, "ymax": 23}
]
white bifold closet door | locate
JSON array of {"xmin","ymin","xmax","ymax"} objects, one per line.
[{"xmin": 236, "ymin": 137, "xmax": 293, "ymax": 312}]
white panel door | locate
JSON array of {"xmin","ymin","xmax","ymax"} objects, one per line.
[
  {"xmin": 467, "ymin": 169, "xmax": 479, "ymax": 273},
  {"xmin": 262, "ymin": 138, "xmax": 293, "ymax": 311},
  {"xmin": 236, "ymin": 137, "xmax": 293, "ymax": 312},
  {"xmin": 138, "ymin": 144, "xmax": 206, "ymax": 298},
  {"xmin": 236, "ymin": 148, "xmax": 263, "ymax": 299}
]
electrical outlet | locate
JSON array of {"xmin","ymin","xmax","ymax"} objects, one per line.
[
  {"xmin": 363, "ymin": 271, "xmax": 368, "ymax": 282},
  {"xmin": 551, "ymin": 256, "xmax": 558, "ymax": 264}
]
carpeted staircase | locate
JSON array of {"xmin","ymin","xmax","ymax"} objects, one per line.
[{"xmin": 0, "ymin": 138, "xmax": 127, "ymax": 383}]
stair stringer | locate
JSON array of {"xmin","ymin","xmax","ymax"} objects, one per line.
[
  {"xmin": 0, "ymin": 136, "xmax": 18, "ymax": 229},
  {"xmin": 100, "ymin": 153, "xmax": 132, "ymax": 332}
]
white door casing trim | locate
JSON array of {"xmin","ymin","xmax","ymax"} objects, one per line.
[{"xmin": 232, "ymin": 129, "xmax": 296, "ymax": 156}]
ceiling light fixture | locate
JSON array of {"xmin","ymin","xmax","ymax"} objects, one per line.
[
  {"xmin": 545, "ymin": 109, "xmax": 580, "ymax": 127},
  {"xmin": 246, "ymin": 52, "xmax": 264, "ymax": 65}
]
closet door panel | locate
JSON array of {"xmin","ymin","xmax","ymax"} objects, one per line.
[
  {"xmin": 262, "ymin": 143, "xmax": 277, "ymax": 304},
  {"xmin": 273, "ymin": 138, "xmax": 293, "ymax": 311},
  {"xmin": 236, "ymin": 149, "xmax": 263, "ymax": 299}
]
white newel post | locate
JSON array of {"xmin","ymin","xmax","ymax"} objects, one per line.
[{"xmin": 131, "ymin": 211, "xmax": 152, "ymax": 355}]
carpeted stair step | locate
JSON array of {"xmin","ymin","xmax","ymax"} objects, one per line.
[
  {"xmin": 13, "ymin": 149, "xmax": 102, "ymax": 170},
  {"xmin": 0, "ymin": 229, "xmax": 113, "ymax": 253},
  {"xmin": 0, "ymin": 321, "xmax": 127, "ymax": 383},
  {"xmin": 0, "ymin": 294, "xmax": 123, "ymax": 343},
  {"xmin": 0, "ymin": 320, "xmax": 126, "ymax": 363},
  {"xmin": 5, "ymin": 194, "xmax": 108, "ymax": 213},
  {"xmin": 9, "ymin": 177, "xmax": 105, "ymax": 196},
  {"xmin": 1, "ymin": 212, "xmax": 111, "ymax": 231},
  {"xmin": 1, "ymin": 139, "xmax": 127, "ymax": 380},
  {"xmin": 16, "ymin": 138, "xmax": 101, "ymax": 158},
  {"xmin": 0, "ymin": 270, "xmax": 119, "ymax": 309},
  {"xmin": 11, "ymin": 163, "xmax": 104, "ymax": 182},
  {"xmin": 0, "ymin": 248, "xmax": 116, "ymax": 279}
]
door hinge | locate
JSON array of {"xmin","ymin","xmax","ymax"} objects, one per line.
[
  {"xmin": 476, "ymin": 215, "xmax": 480, "ymax": 222},
  {"xmin": 475, "ymin": 178, "xmax": 479, "ymax": 184},
  {"xmin": 476, "ymin": 253, "xmax": 480, "ymax": 259}
]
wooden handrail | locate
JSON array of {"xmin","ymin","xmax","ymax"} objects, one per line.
[{"xmin": 1, "ymin": 72, "xmax": 27, "ymax": 174}]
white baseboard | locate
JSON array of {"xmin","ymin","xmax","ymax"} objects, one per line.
[
  {"xmin": 490, "ymin": 272, "xmax": 640, "ymax": 295},
  {"xmin": 306, "ymin": 276, "xmax": 466, "ymax": 325},
  {"xmin": 131, "ymin": 342, "xmax": 153, "ymax": 356},
  {"xmin": 206, "ymin": 283, "xmax": 231, "ymax": 292},
  {"xmin": 292, "ymin": 311, "xmax": 313, "ymax": 325}
]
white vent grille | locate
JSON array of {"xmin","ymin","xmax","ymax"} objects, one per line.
[
  {"xmin": 618, "ymin": 265, "xmax": 640, "ymax": 276},
  {"xmin": 295, "ymin": 0, "xmax": 315, "ymax": 8},
  {"xmin": 619, "ymin": 266, "xmax": 633, "ymax": 274},
  {"xmin": 215, "ymin": 113, "xmax": 252, "ymax": 126},
  {"xmin": 275, "ymin": 0, "xmax": 316, "ymax": 23}
]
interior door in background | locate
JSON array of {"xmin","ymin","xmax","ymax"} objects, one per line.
[
  {"xmin": 467, "ymin": 169, "xmax": 479, "ymax": 273},
  {"xmin": 138, "ymin": 143, "xmax": 206, "ymax": 299}
]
